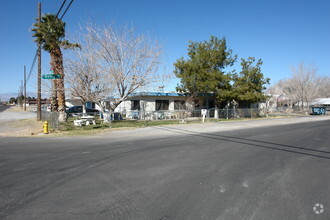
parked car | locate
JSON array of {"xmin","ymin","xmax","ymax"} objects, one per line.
[{"xmin": 66, "ymin": 106, "xmax": 99, "ymax": 116}]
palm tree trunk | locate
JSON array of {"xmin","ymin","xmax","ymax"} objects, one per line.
[
  {"xmin": 50, "ymin": 52, "xmax": 58, "ymax": 112},
  {"xmin": 51, "ymin": 79, "xmax": 58, "ymax": 111},
  {"xmin": 57, "ymin": 77, "xmax": 66, "ymax": 122},
  {"xmin": 51, "ymin": 47, "xmax": 66, "ymax": 122}
]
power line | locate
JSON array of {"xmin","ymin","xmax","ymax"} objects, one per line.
[
  {"xmin": 56, "ymin": 0, "xmax": 67, "ymax": 19},
  {"xmin": 60, "ymin": 0, "xmax": 74, "ymax": 20},
  {"xmin": 27, "ymin": 51, "xmax": 38, "ymax": 82}
]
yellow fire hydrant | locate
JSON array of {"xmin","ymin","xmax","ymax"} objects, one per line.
[{"xmin": 43, "ymin": 121, "xmax": 49, "ymax": 134}]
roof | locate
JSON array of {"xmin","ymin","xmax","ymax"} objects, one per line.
[
  {"xmin": 309, "ymin": 98, "xmax": 330, "ymax": 105},
  {"xmin": 100, "ymin": 92, "xmax": 214, "ymax": 101},
  {"xmin": 129, "ymin": 92, "xmax": 214, "ymax": 97},
  {"xmin": 129, "ymin": 92, "xmax": 186, "ymax": 97}
]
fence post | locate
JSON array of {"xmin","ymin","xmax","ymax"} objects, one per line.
[{"xmin": 214, "ymin": 108, "xmax": 219, "ymax": 119}]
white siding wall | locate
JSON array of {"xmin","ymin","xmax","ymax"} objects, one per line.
[
  {"xmin": 111, "ymin": 96, "xmax": 189, "ymax": 119},
  {"xmin": 114, "ymin": 96, "xmax": 187, "ymax": 112},
  {"xmin": 67, "ymin": 94, "xmax": 210, "ymax": 120}
]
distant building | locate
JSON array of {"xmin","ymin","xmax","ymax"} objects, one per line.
[{"xmin": 26, "ymin": 98, "xmax": 50, "ymax": 106}]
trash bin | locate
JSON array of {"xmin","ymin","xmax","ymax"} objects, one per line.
[{"xmin": 311, "ymin": 107, "xmax": 326, "ymax": 115}]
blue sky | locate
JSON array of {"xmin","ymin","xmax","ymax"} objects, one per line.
[{"xmin": 0, "ymin": 0, "xmax": 329, "ymax": 95}]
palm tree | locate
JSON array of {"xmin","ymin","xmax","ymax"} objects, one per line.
[{"xmin": 32, "ymin": 14, "xmax": 79, "ymax": 122}]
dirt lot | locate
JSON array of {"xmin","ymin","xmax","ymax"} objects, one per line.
[
  {"xmin": 0, "ymin": 119, "xmax": 43, "ymax": 136},
  {"xmin": 0, "ymin": 106, "xmax": 43, "ymax": 137}
]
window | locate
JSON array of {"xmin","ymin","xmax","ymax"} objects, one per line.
[
  {"xmin": 76, "ymin": 106, "xmax": 83, "ymax": 112},
  {"xmin": 131, "ymin": 100, "xmax": 140, "ymax": 110},
  {"xmin": 86, "ymin": 102, "xmax": 96, "ymax": 109},
  {"xmin": 208, "ymin": 100, "xmax": 215, "ymax": 108},
  {"xmin": 105, "ymin": 101, "xmax": 111, "ymax": 110},
  {"xmin": 156, "ymin": 100, "xmax": 169, "ymax": 110},
  {"xmin": 174, "ymin": 100, "xmax": 186, "ymax": 110}
]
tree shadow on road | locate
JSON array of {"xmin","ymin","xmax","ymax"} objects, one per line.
[{"xmin": 154, "ymin": 126, "xmax": 330, "ymax": 160}]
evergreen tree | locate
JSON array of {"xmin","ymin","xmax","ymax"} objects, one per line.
[
  {"xmin": 233, "ymin": 57, "xmax": 270, "ymax": 107},
  {"xmin": 174, "ymin": 36, "xmax": 237, "ymax": 106},
  {"xmin": 9, "ymin": 97, "xmax": 17, "ymax": 104}
]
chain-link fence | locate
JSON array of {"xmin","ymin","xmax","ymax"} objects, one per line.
[
  {"xmin": 124, "ymin": 108, "xmax": 267, "ymax": 121},
  {"xmin": 210, "ymin": 108, "xmax": 263, "ymax": 119},
  {"xmin": 41, "ymin": 110, "xmax": 59, "ymax": 129},
  {"xmin": 267, "ymin": 106, "xmax": 312, "ymax": 115}
]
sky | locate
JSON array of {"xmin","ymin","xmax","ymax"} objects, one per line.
[{"xmin": 0, "ymin": 0, "xmax": 329, "ymax": 96}]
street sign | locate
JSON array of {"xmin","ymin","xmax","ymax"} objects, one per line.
[{"xmin": 42, "ymin": 74, "xmax": 61, "ymax": 79}]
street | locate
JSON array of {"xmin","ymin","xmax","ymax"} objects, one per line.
[{"xmin": 0, "ymin": 118, "xmax": 329, "ymax": 219}]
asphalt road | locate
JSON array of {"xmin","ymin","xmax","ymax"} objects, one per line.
[
  {"xmin": 0, "ymin": 106, "xmax": 12, "ymax": 113},
  {"xmin": 0, "ymin": 119, "xmax": 329, "ymax": 220}
]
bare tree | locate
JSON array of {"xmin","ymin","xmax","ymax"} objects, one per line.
[
  {"xmin": 66, "ymin": 23, "xmax": 168, "ymax": 122},
  {"xmin": 86, "ymin": 23, "xmax": 168, "ymax": 113},
  {"xmin": 66, "ymin": 32, "xmax": 114, "ymax": 122},
  {"xmin": 290, "ymin": 62, "xmax": 318, "ymax": 110},
  {"xmin": 267, "ymin": 62, "xmax": 329, "ymax": 111},
  {"xmin": 279, "ymin": 78, "xmax": 298, "ymax": 108},
  {"xmin": 315, "ymin": 75, "xmax": 330, "ymax": 98}
]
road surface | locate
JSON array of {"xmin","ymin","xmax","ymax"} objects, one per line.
[{"xmin": 0, "ymin": 118, "xmax": 329, "ymax": 219}]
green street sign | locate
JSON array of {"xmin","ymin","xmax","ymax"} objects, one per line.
[{"xmin": 42, "ymin": 74, "xmax": 61, "ymax": 79}]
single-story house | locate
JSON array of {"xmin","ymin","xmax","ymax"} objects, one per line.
[{"xmin": 100, "ymin": 92, "xmax": 216, "ymax": 120}]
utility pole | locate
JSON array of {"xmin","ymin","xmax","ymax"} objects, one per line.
[
  {"xmin": 19, "ymin": 81, "xmax": 23, "ymax": 108},
  {"xmin": 37, "ymin": 2, "xmax": 42, "ymax": 121},
  {"xmin": 17, "ymin": 90, "xmax": 20, "ymax": 106},
  {"xmin": 24, "ymin": 65, "xmax": 26, "ymax": 111}
]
